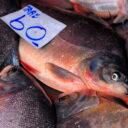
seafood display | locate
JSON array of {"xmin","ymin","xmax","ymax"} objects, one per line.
[{"xmin": 0, "ymin": 0, "xmax": 128, "ymax": 127}]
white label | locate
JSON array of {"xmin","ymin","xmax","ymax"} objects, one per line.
[{"xmin": 1, "ymin": 5, "xmax": 67, "ymax": 48}]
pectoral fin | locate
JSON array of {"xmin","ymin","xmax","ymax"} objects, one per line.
[
  {"xmin": 55, "ymin": 92, "xmax": 99, "ymax": 121},
  {"xmin": 45, "ymin": 63, "xmax": 87, "ymax": 93}
]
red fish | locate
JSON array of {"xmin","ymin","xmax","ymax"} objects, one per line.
[{"xmin": 19, "ymin": 7, "xmax": 128, "ymax": 114}]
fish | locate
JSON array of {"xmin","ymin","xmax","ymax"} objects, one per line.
[
  {"xmin": 0, "ymin": 0, "xmax": 20, "ymax": 68},
  {"xmin": 0, "ymin": 65, "xmax": 56, "ymax": 128},
  {"xmin": 70, "ymin": 0, "xmax": 128, "ymax": 24},
  {"xmin": 19, "ymin": 6, "xmax": 128, "ymax": 116},
  {"xmin": 56, "ymin": 93, "xmax": 128, "ymax": 128}
]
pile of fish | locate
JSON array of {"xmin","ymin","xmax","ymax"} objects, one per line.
[{"xmin": 1, "ymin": 0, "xmax": 128, "ymax": 128}]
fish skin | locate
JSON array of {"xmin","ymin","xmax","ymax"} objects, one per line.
[
  {"xmin": 19, "ymin": 7, "xmax": 128, "ymax": 102},
  {"xmin": 0, "ymin": 0, "xmax": 19, "ymax": 68},
  {"xmin": 0, "ymin": 65, "xmax": 56, "ymax": 128}
]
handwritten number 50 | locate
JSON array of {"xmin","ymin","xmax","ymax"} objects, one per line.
[{"xmin": 9, "ymin": 15, "xmax": 47, "ymax": 47}]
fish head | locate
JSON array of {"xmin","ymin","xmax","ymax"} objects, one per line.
[
  {"xmin": 84, "ymin": 52, "xmax": 128, "ymax": 96},
  {"xmin": 0, "ymin": 65, "xmax": 31, "ymax": 95}
]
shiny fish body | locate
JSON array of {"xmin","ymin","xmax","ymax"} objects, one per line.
[
  {"xmin": 70, "ymin": 0, "xmax": 128, "ymax": 23},
  {"xmin": 19, "ymin": 7, "xmax": 128, "ymax": 104},
  {"xmin": 0, "ymin": 65, "xmax": 55, "ymax": 128}
]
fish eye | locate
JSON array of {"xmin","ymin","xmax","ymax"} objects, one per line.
[{"xmin": 111, "ymin": 72, "xmax": 121, "ymax": 81}]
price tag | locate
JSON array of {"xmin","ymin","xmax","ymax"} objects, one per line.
[{"xmin": 1, "ymin": 5, "xmax": 67, "ymax": 48}]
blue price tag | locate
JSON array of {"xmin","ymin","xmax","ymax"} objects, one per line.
[{"xmin": 1, "ymin": 5, "xmax": 67, "ymax": 48}]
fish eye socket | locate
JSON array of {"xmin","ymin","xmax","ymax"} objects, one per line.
[{"xmin": 111, "ymin": 72, "xmax": 121, "ymax": 81}]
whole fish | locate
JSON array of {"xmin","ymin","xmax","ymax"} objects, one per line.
[
  {"xmin": 0, "ymin": 0, "xmax": 19, "ymax": 68},
  {"xmin": 56, "ymin": 93, "xmax": 128, "ymax": 128},
  {"xmin": 0, "ymin": 65, "xmax": 55, "ymax": 128},
  {"xmin": 19, "ymin": 7, "xmax": 128, "ymax": 115}
]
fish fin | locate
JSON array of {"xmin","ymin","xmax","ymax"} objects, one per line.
[
  {"xmin": 45, "ymin": 63, "xmax": 87, "ymax": 93},
  {"xmin": 55, "ymin": 92, "xmax": 99, "ymax": 121}
]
